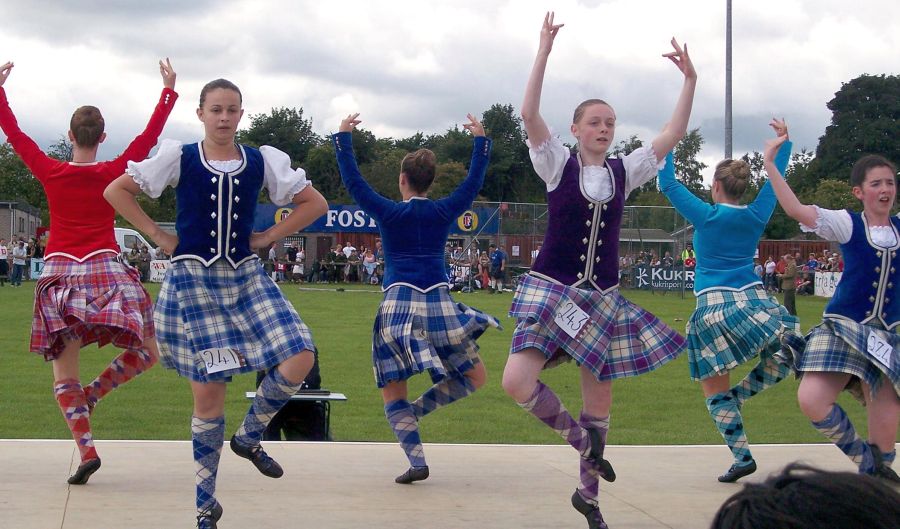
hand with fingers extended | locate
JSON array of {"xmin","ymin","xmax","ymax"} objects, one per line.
[
  {"xmin": 340, "ymin": 113, "xmax": 361, "ymax": 133},
  {"xmin": 462, "ymin": 113, "xmax": 485, "ymax": 137},
  {"xmin": 662, "ymin": 38, "xmax": 696, "ymax": 80},
  {"xmin": 537, "ymin": 11, "xmax": 564, "ymax": 56},
  {"xmin": 158, "ymin": 58, "xmax": 176, "ymax": 90},
  {"xmin": 769, "ymin": 117, "xmax": 789, "ymax": 140},
  {"xmin": 763, "ymin": 134, "xmax": 788, "ymax": 165},
  {"xmin": 0, "ymin": 61, "xmax": 13, "ymax": 87}
]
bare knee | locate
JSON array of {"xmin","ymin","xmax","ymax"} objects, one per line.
[
  {"xmin": 797, "ymin": 384, "xmax": 833, "ymax": 422},
  {"xmin": 277, "ymin": 349, "xmax": 315, "ymax": 385},
  {"xmin": 465, "ymin": 362, "xmax": 488, "ymax": 390},
  {"xmin": 191, "ymin": 382, "xmax": 226, "ymax": 418}
]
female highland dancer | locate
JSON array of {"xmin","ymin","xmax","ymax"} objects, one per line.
[
  {"xmin": 333, "ymin": 113, "xmax": 499, "ymax": 484},
  {"xmin": 658, "ymin": 119, "xmax": 799, "ymax": 482},
  {"xmin": 105, "ymin": 79, "xmax": 328, "ymax": 528},
  {"xmin": 0, "ymin": 60, "xmax": 177, "ymax": 485},
  {"xmin": 765, "ymin": 135, "xmax": 900, "ymax": 484},
  {"xmin": 501, "ymin": 13, "xmax": 695, "ymax": 529}
]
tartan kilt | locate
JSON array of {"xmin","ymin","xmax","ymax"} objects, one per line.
[
  {"xmin": 372, "ymin": 285, "xmax": 501, "ymax": 388},
  {"xmin": 30, "ymin": 254, "xmax": 154, "ymax": 361},
  {"xmin": 686, "ymin": 287, "xmax": 800, "ymax": 381},
  {"xmin": 155, "ymin": 259, "xmax": 315, "ymax": 383},
  {"xmin": 509, "ymin": 273, "xmax": 685, "ymax": 381},
  {"xmin": 780, "ymin": 318, "xmax": 900, "ymax": 402}
]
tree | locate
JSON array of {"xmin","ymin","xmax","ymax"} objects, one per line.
[
  {"xmin": 0, "ymin": 143, "xmax": 48, "ymax": 223},
  {"xmin": 236, "ymin": 107, "xmax": 320, "ymax": 166},
  {"xmin": 808, "ymin": 74, "xmax": 900, "ymax": 186},
  {"xmin": 674, "ymin": 128, "xmax": 707, "ymax": 199},
  {"xmin": 480, "ymin": 103, "xmax": 532, "ymax": 202},
  {"xmin": 305, "ymin": 143, "xmax": 347, "ymax": 204}
]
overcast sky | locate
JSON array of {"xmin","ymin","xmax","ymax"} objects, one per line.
[{"xmin": 0, "ymin": 0, "xmax": 897, "ymax": 184}]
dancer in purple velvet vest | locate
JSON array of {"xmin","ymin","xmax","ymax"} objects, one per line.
[
  {"xmin": 501, "ymin": 13, "xmax": 695, "ymax": 529},
  {"xmin": 333, "ymin": 113, "xmax": 500, "ymax": 484},
  {"xmin": 765, "ymin": 136, "xmax": 900, "ymax": 485}
]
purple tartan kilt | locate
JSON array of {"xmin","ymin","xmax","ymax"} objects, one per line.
[
  {"xmin": 372, "ymin": 285, "xmax": 501, "ymax": 388},
  {"xmin": 154, "ymin": 259, "xmax": 315, "ymax": 383},
  {"xmin": 509, "ymin": 273, "xmax": 685, "ymax": 381},
  {"xmin": 781, "ymin": 318, "xmax": 900, "ymax": 401},
  {"xmin": 31, "ymin": 254, "xmax": 154, "ymax": 361}
]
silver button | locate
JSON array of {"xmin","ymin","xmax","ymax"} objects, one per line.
[
  {"xmin": 231, "ymin": 248, "xmax": 236, "ymax": 254},
  {"xmin": 582, "ymin": 237, "xmax": 588, "ymax": 244},
  {"xmin": 877, "ymin": 251, "xmax": 883, "ymax": 257},
  {"xmin": 210, "ymin": 230, "xmax": 216, "ymax": 237},
  {"xmin": 889, "ymin": 283, "xmax": 894, "ymax": 289},
  {"xmin": 211, "ymin": 212, "xmax": 217, "ymax": 219},
  {"xmin": 211, "ymin": 177, "xmax": 217, "ymax": 183},
  {"xmin": 873, "ymin": 282, "xmax": 879, "ymax": 288},
  {"xmin": 233, "ymin": 214, "xmax": 238, "ymax": 220},
  {"xmin": 595, "ymin": 257, "xmax": 600, "ymax": 263},
  {"xmin": 876, "ymin": 267, "xmax": 881, "ymax": 273},
  {"xmin": 597, "ymin": 240, "xmax": 603, "ymax": 246},
  {"xmin": 588, "ymin": 203, "xmax": 594, "ymax": 210},
  {"xmin": 870, "ymin": 296, "xmax": 876, "ymax": 302},
  {"xmin": 866, "ymin": 310, "xmax": 872, "ymax": 316},
  {"xmin": 209, "ymin": 247, "xmax": 215, "ymax": 253},
  {"xmin": 232, "ymin": 233, "xmax": 237, "ymax": 239},
  {"xmin": 580, "ymin": 255, "xmax": 586, "ymax": 262},
  {"xmin": 600, "ymin": 221, "xmax": 605, "ymax": 228},
  {"xmin": 592, "ymin": 275, "xmax": 597, "ymax": 280},
  {"xmin": 602, "ymin": 204, "xmax": 608, "ymax": 211},
  {"xmin": 234, "ymin": 179, "xmax": 240, "ymax": 185},
  {"xmin": 234, "ymin": 196, "xmax": 240, "ymax": 203},
  {"xmin": 585, "ymin": 220, "xmax": 591, "ymax": 227},
  {"xmin": 885, "ymin": 298, "xmax": 890, "ymax": 304},
  {"xmin": 577, "ymin": 272, "xmax": 583, "ymax": 279},
  {"xmin": 210, "ymin": 194, "xmax": 216, "ymax": 200}
]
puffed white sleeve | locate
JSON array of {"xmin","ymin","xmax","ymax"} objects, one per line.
[
  {"xmin": 260, "ymin": 145, "xmax": 311, "ymax": 207},
  {"xmin": 622, "ymin": 145, "xmax": 664, "ymax": 197},
  {"xmin": 526, "ymin": 134, "xmax": 570, "ymax": 192},
  {"xmin": 125, "ymin": 139, "xmax": 183, "ymax": 198},
  {"xmin": 799, "ymin": 206, "xmax": 852, "ymax": 244}
]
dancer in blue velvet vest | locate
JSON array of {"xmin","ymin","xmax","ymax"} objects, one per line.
[
  {"xmin": 766, "ymin": 136, "xmax": 900, "ymax": 485},
  {"xmin": 333, "ymin": 113, "xmax": 500, "ymax": 484},
  {"xmin": 501, "ymin": 13, "xmax": 695, "ymax": 529},
  {"xmin": 658, "ymin": 119, "xmax": 799, "ymax": 483}
]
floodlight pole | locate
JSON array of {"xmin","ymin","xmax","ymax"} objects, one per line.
[{"xmin": 725, "ymin": 0, "xmax": 733, "ymax": 159}]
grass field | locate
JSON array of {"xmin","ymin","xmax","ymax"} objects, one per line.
[{"xmin": 0, "ymin": 281, "xmax": 877, "ymax": 446}]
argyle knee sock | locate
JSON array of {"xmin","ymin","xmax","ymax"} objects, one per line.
[
  {"xmin": 518, "ymin": 381, "xmax": 591, "ymax": 457},
  {"xmin": 706, "ymin": 392, "xmax": 753, "ymax": 466},
  {"xmin": 729, "ymin": 355, "xmax": 789, "ymax": 407},
  {"xmin": 234, "ymin": 367, "xmax": 302, "ymax": 446},
  {"xmin": 576, "ymin": 413, "xmax": 609, "ymax": 506},
  {"xmin": 385, "ymin": 399, "xmax": 426, "ymax": 468},
  {"xmin": 54, "ymin": 379, "xmax": 98, "ymax": 462},
  {"xmin": 83, "ymin": 347, "xmax": 157, "ymax": 408},
  {"xmin": 192, "ymin": 416, "xmax": 224, "ymax": 513},
  {"xmin": 410, "ymin": 374, "xmax": 476, "ymax": 419},
  {"xmin": 883, "ymin": 449, "xmax": 896, "ymax": 467},
  {"xmin": 812, "ymin": 404, "xmax": 876, "ymax": 473}
]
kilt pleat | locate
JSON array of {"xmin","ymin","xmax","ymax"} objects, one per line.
[
  {"xmin": 155, "ymin": 259, "xmax": 314, "ymax": 382},
  {"xmin": 509, "ymin": 273, "xmax": 685, "ymax": 381},
  {"xmin": 372, "ymin": 285, "xmax": 500, "ymax": 388},
  {"xmin": 781, "ymin": 318, "xmax": 900, "ymax": 401},
  {"xmin": 31, "ymin": 255, "xmax": 153, "ymax": 360},
  {"xmin": 686, "ymin": 287, "xmax": 799, "ymax": 380}
]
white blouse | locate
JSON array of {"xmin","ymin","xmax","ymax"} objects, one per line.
[
  {"xmin": 801, "ymin": 206, "xmax": 898, "ymax": 248},
  {"xmin": 126, "ymin": 139, "xmax": 311, "ymax": 206},
  {"xmin": 526, "ymin": 134, "xmax": 662, "ymax": 202}
]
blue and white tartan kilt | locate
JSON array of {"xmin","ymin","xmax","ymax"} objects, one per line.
[
  {"xmin": 372, "ymin": 285, "xmax": 501, "ymax": 388},
  {"xmin": 509, "ymin": 273, "xmax": 685, "ymax": 381},
  {"xmin": 154, "ymin": 259, "xmax": 315, "ymax": 383},
  {"xmin": 686, "ymin": 287, "xmax": 800, "ymax": 381},
  {"xmin": 780, "ymin": 318, "xmax": 900, "ymax": 402}
]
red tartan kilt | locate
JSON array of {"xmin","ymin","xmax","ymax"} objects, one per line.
[{"xmin": 31, "ymin": 254, "xmax": 154, "ymax": 360}]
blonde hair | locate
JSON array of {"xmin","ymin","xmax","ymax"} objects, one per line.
[{"xmin": 714, "ymin": 159, "xmax": 751, "ymax": 199}]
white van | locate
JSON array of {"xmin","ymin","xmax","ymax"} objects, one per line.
[{"xmin": 114, "ymin": 228, "xmax": 157, "ymax": 259}]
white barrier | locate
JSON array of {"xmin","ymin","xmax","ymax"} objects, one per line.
[
  {"xmin": 149, "ymin": 260, "xmax": 170, "ymax": 283},
  {"xmin": 814, "ymin": 271, "xmax": 842, "ymax": 298}
]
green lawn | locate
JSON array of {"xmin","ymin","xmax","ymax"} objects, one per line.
[{"xmin": 0, "ymin": 281, "xmax": 877, "ymax": 445}]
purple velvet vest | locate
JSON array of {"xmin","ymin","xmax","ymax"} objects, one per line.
[{"xmin": 531, "ymin": 154, "xmax": 626, "ymax": 291}]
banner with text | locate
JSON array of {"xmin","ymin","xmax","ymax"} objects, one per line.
[
  {"xmin": 632, "ymin": 265, "xmax": 695, "ymax": 291},
  {"xmin": 814, "ymin": 271, "xmax": 842, "ymax": 298},
  {"xmin": 254, "ymin": 203, "xmax": 500, "ymax": 235}
]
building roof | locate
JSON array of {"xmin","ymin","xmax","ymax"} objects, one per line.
[{"xmin": 0, "ymin": 199, "xmax": 42, "ymax": 217}]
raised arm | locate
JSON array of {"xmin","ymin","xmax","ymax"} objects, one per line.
[
  {"xmin": 763, "ymin": 134, "xmax": 818, "ymax": 227},
  {"xmin": 521, "ymin": 12, "xmax": 563, "ymax": 147},
  {"xmin": 109, "ymin": 59, "xmax": 178, "ymax": 172},
  {"xmin": 0, "ymin": 61, "xmax": 56, "ymax": 179},
  {"xmin": 657, "ymin": 151, "xmax": 710, "ymax": 226},
  {"xmin": 332, "ymin": 113, "xmax": 395, "ymax": 219},
  {"xmin": 751, "ymin": 118, "xmax": 792, "ymax": 217},
  {"xmin": 650, "ymin": 39, "xmax": 697, "ymax": 161},
  {"xmin": 438, "ymin": 114, "xmax": 492, "ymax": 216}
]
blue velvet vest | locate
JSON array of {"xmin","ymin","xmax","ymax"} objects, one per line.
[
  {"xmin": 824, "ymin": 210, "xmax": 900, "ymax": 330},
  {"xmin": 172, "ymin": 143, "xmax": 265, "ymax": 268},
  {"xmin": 530, "ymin": 154, "xmax": 626, "ymax": 292}
]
